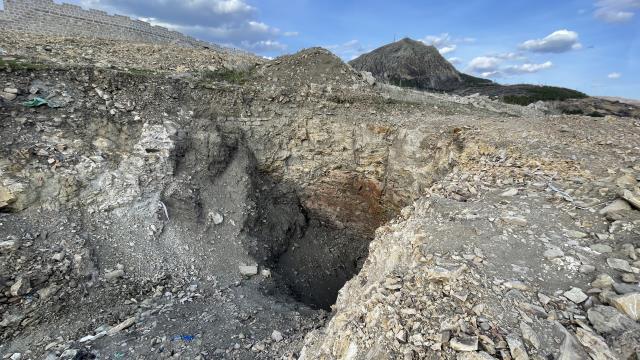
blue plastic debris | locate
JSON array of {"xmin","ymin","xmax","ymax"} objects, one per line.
[{"xmin": 172, "ymin": 335, "xmax": 195, "ymax": 343}]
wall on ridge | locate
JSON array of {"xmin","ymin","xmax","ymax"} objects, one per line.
[{"xmin": 0, "ymin": 0, "xmax": 212, "ymax": 48}]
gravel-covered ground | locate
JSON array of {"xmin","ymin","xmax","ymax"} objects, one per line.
[{"xmin": 1, "ymin": 34, "xmax": 639, "ymax": 360}]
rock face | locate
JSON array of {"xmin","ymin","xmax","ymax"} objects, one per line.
[{"xmin": 349, "ymin": 38, "xmax": 471, "ymax": 91}]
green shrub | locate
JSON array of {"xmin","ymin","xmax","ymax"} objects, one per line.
[
  {"xmin": 201, "ymin": 68, "xmax": 251, "ymax": 84},
  {"xmin": 502, "ymin": 86, "xmax": 587, "ymax": 106},
  {"xmin": 0, "ymin": 58, "xmax": 46, "ymax": 71}
]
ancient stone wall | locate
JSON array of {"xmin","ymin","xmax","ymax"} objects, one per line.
[{"xmin": 0, "ymin": 0, "xmax": 211, "ymax": 48}]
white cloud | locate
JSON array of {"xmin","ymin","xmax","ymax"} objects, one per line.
[
  {"xmin": 608, "ymin": 72, "xmax": 622, "ymax": 79},
  {"xmin": 467, "ymin": 57, "xmax": 553, "ymax": 78},
  {"xmin": 504, "ymin": 61, "xmax": 553, "ymax": 74},
  {"xmin": 439, "ymin": 45, "xmax": 457, "ymax": 55},
  {"xmin": 480, "ymin": 71, "xmax": 501, "ymax": 78},
  {"xmin": 491, "ymin": 52, "xmax": 528, "ymax": 61},
  {"xmin": 594, "ymin": 0, "xmax": 640, "ymax": 23},
  {"xmin": 448, "ymin": 57, "xmax": 462, "ymax": 65},
  {"xmin": 519, "ymin": 30, "xmax": 582, "ymax": 53},
  {"xmin": 421, "ymin": 33, "xmax": 474, "ymax": 55},
  {"xmin": 467, "ymin": 56, "xmax": 502, "ymax": 72},
  {"xmin": 80, "ymin": 0, "xmax": 293, "ymax": 54}
]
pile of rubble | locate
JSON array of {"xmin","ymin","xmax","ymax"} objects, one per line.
[{"xmin": 0, "ymin": 32, "xmax": 262, "ymax": 73}]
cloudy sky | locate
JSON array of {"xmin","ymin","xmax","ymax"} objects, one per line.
[{"xmin": 51, "ymin": 0, "xmax": 640, "ymax": 98}]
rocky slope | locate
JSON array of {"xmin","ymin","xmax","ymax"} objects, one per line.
[
  {"xmin": 1, "ymin": 33, "xmax": 639, "ymax": 360},
  {"xmin": 349, "ymin": 38, "xmax": 469, "ymax": 91}
]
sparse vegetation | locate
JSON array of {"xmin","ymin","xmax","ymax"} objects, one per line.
[
  {"xmin": 502, "ymin": 86, "xmax": 587, "ymax": 106},
  {"xmin": 0, "ymin": 58, "xmax": 47, "ymax": 71},
  {"xmin": 200, "ymin": 68, "xmax": 252, "ymax": 85}
]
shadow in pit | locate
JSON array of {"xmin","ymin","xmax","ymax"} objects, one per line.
[{"xmin": 241, "ymin": 171, "xmax": 388, "ymax": 310}]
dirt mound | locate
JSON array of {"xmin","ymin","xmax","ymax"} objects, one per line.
[
  {"xmin": 254, "ymin": 47, "xmax": 368, "ymax": 90},
  {"xmin": 0, "ymin": 32, "xmax": 263, "ymax": 73}
]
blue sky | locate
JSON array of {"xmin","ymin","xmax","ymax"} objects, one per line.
[{"xmin": 49, "ymin": 0, "xmax": 640, "ymax": 98}]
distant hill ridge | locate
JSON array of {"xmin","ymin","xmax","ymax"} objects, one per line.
[
  {"xmin": 349, "ymin": 38, "xmax": 484, "ymax": 91},
  {"xmin": 349, "ymin": 38, "xmax": 587, "ymax": 105}
]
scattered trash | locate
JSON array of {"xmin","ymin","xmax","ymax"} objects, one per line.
[
  {"xmin": 172, "ymin": 335, "xmax": 195, "ymax": 342},
  {"xmin": 22, "ymin": 97, "xmax": 48, "ymax": 108}
]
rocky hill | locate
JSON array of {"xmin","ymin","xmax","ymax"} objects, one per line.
[
  {"xmin": 349, "ymin": 38, "xmax": 473, "ymax": 91},
  {"xmin": 349, "ymin": 38, "xmax": 606, "ymax": 110},
  {"xmin": 1, "ymin": 32, "xmax": 640, "ymax": 360}
]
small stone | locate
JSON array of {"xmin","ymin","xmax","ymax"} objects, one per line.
[
  {"xmin": 537, "ymin": 293, "xmax": 551, "ymax": 305},
  {"xmin": 105, "ymin": 269, "xmax": 125, "ymax": 281},
  {"xmin": 271, "ymin": 330, "xmax": 283, "ymax": 342},
  {"xmin": 610, "ymin": 293, "xmax": 640, "ymax": 320},
  {"xmin": 579, "ymin": 264, "xmax": 596, "ymax": 274},
  {"xmin": 395, "ymin": 330, "xmax": 407, "ymax": 343},
  {"xmin": 621, "ymin": 273, "xmax": 637, "ymax": 283},
  {"xmin": 599, "ymin": 199, "xmax": 631, "ymax": 215},
  {"xmin": 587, "ymin": 305, "xmax": 639, "ymax": 333},
  {"xmin": 61, "ymin": 349, "xmax": 79, "ymax": 358},
  {"xmin": 592, "ymin": 274, "xmax": 615, "ymax": 289},
  {"xmin": 79, "ymin": 335, "xmax": 96, "ymax": 343},
  {"xmin": 3, "ymin": 87, "xmax": 18, "ymax": 94},
  {"xmin": 261, "ymin": 268, "xmax": 272, "ymax": 278},
  {"xmin": 544, "ymin": 247, "xmax": 564, "ymax": 260},
  {"xmin": 566, "ymin": 230, "xmax": 588, "ymax": 239},
  {"xmin": 620, "ymin": 189, "xmax": 640, "ymax": 210},
  {"xmin": 0, "ymin": 92, "xmax": 17, "ymax": 101},
  {"xmin": 616, "ymin": 174, "xmax": 638, "ymax": 188},
  {"xmin": 504, "ymin": 280, "xmax": 529, "ymax": 291},
  {"xmin": 10, "ymin": 353, "xmax": 21, "ymax": 360},
  {"xmin": 52, "ymin": 252, "xmax": 64, "ymax": 261},
  {"xmin": 449, "ymin": 336, "xmax": 478, "ymax": 352},
  {"xmin": 211, "ymin": 212, "xmax": 224, "ymax": 225},
  {"xmin": 239, "ymin": 264, "xmax": 258, "ymax": 276},
  {"xmin": 590, "ymin": 244, "xmax": 612, "ymax": 253},
  {"xmin": 621, "ymin": 243, "xmax": 637, "ymax": 260},
  {"xmin": 10, "ymin": 277, "xmax": 30, "ymax": 297},
  {"xmin": 505, "ymin": 334, "xmax": 529, "ymax": 360},
  {"xmin": 613, "ymin": 282, "xmax": 640, "ymax": 295},
  {"xmin": 519, "ymin": 322, "xmax": 540, "ymax": 349},
  {"xmin": 0, "ymin": 240, "xmax": 18, "ymax": 253},
  {"xmin": 106, "ymin": 317, "xmax": 136, "ymax": 336},
  {"xmin": 37, "ymin": 284, "xmax": 59, "ymax": 300},
  {"xmin": 456, "ymin": 352, "xmax": 496, "ymax": 360},
  {"xmin": 500, "ymin": 188, "xmax": 518, "ymax": 197},
  {"xmin": 575, "ymin": 328, "xmax": 617, "ymax": 360},
  {"xmin": 426, "ymin": 265, "xmax": 466, "ymax": 282},
  {"xmin": 501, "ymin": 216, "xmax": 527, "ymax": 226},
  {"xmin": 564, "ymin": 287, "xmax": 588, "ymax": 303},
  {"xmin": 555, "ymin": 322, "xmax": 589, "ymax": 359},
  {"xmin": 607, "ymin": 258, "xmax": 632, "ymax": 272}
]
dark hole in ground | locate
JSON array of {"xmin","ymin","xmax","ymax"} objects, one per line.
[
  {"xmin": 242, "ymin": 171, "xmax": 390, "ymax": 310},
  {"xmin": 274, "ymin": 214, "xmax": 373, "ymax": 309}
]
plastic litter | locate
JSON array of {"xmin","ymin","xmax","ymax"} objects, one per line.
[
  {"xmin": 172, "ymin": 335, "xmax": 195, "ymax": 342},
  {"xmin": 22, "ymin": 97, "xmax": 48, "ymax": 108}
]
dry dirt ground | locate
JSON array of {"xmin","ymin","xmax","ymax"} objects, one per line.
[{"xmin": 1, "ymin": 34, "xmax": 639, "ymax": 360}]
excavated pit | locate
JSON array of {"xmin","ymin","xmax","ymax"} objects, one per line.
[{"xmin": 242, "ymin": 170, "xmax": 395, "ymax": 310}]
